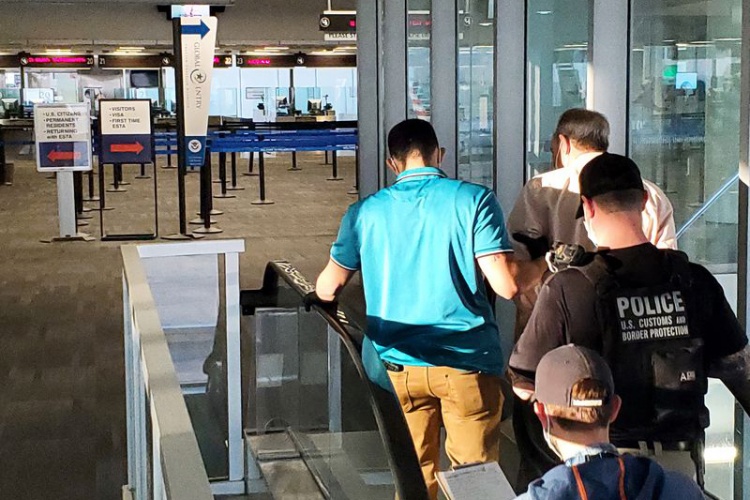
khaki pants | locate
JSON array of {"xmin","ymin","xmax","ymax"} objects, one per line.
[{"xmin": 387, "ymin": 366, "xmax": 504, "ymax": 500}]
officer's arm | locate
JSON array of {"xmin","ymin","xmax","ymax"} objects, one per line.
[
  {"xmin": 315, "ymin": 259, "xmax": 356, "ymax": 302},
  {"xmin": 710, "ymin": 345, "xmax": 750, "ymax": 415},
  {"xmin": 477, "ymin": 252, "xmax": 546, "ymax": 300}
]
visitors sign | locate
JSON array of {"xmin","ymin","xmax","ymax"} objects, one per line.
[
  {"xmin": 180, "ymin": 16, "xmax": 217, "ymax": 167},
  {"xmin": 34, "ymin": 103, "xmax": 92, "ymax": 172},
  {"xmin": 99, "ymin": 99, "xmax": 153, "ymax": 164}
]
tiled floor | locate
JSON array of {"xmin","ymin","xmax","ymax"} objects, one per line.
[{"xmin": 0, "ymin": 150, "xmax": 356, "ymax": 499}]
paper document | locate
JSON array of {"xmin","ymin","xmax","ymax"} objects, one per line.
[{"xmin": 436, "ymin": 461, "xmax": 515, "ymax": 500}]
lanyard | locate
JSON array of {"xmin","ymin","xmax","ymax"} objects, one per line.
[{"xmin": 571, "ymin": 455, "xmax": 627, "ymax": 500}]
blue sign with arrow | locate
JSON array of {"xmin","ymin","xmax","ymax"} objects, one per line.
[{"xmin": 181, "ymin": 20, "xmax": 211, "ymax": 39}]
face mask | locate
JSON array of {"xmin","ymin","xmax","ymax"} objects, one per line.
[
  {"xmin": 583, "ymin": 217, "xmax": 599, "ymax": 247},
  {"xmin": 541, "ymin": 409, "xmax": 564, "ymax": 460}
]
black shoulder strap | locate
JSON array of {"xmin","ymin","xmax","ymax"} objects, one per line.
[
  {"xmin": 661, "ymin": 249, "xmax": 693, "ymax": 290},
  {"xmin": 573, "ymin": 253, "xmax": 619, "ymax": 298},
  {"xmin": 568, "ymin": 254, "xmax": 618, "ymax": 349}
]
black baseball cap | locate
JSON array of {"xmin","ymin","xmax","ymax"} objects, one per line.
[
  {"xmin": 575, "ymin": 153, "xmax": 645, "ymax": 218},
  {"xmin": 535, "ymin": 345, "xmax": 614, "ymax": 409}
]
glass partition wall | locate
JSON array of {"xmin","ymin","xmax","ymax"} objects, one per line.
[
  {"xmin": 629, "ymin": 2, "xmax": 743, "ymax": 498},
  {"xmin": 456, "ymin": 1, "xmax": 495, "ymax": 188},
  {"xmin": 630, "ymin": 0, "xmax": 742, "ymax": 271},
  {"xmin": 525, "ymin": 0, "xmax": 590, "ymax": 179},
  {"xmin": 360, "ymin": 0, "xmax": 750, "ymax": 496}
]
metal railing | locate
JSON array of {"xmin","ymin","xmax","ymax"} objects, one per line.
[
  {"xmin": 122, "ymin": 239, "xmax": 246, "ymax": 500},
  {"xmin": 676, "ymin": 172, "xmax": 740, "ymax": 240},
  {"xmin": 122, "ymin": 244, "xmax": 213, "ymax": 500}
]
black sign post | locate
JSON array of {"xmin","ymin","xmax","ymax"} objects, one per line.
[{"xmin": 163, "ymin": 18, "xmax": 202, "ymax": 240}]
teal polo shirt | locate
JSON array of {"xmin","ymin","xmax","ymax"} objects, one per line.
[{"xmin": 330, "ymin": 167, "xmax": 512, "ymax": 375}]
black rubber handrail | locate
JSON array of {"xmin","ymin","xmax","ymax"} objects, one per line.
[{"xmin": 262, "ymin": 260, "xmax": 430, "ymax": 500}]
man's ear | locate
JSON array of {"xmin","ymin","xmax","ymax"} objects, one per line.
[
  {"xmin": 641, "ymin": 189, "xmax": 648, "ymax": 211},
  {"xmin": 582, "ymin": 196, "xmax": 595, "ymax": 219},
  {"xmin": 386, "ymin": 156, "xmax": 399, "ymax": 175},
  {"xmin": 533, "ymin": 401, "xmax": 547, "ymax": 424},
  {"xmin": 558, "ymin": 134, "xmax": 571, "ymax": 155},
  {"xmin": 437, "ymin": 147, "xmax": 446, "ymax": 166},
  {"xmin": 608, "ymin": 395, "xmax": 622, "ymax": 424}
]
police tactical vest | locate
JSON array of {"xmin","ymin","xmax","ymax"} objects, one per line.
[{"xmin": 573, "ymin": 250, "xmax": 709, "ymax": 443}]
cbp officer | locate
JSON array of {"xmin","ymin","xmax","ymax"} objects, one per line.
[
  {"xmin": 509, "ymin": 153, "xmax": 750, "ymax": 482},
  {"xmin": 312, "ymin": 119, "xmax": 546, "ymax": 499},
  {"xmin": 506, "ymin": 110, "xmax": 678, "ymax": 481}
]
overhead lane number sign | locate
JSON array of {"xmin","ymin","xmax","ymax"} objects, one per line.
[
  {"xmin": 180, "ymin": 16, "xmax": 217, "ymax": 167},
  {"xmin": 34, "ymin": 103, "xmax": 92, "ymax": 172},
  {"xmin": 100, "ymin": 100, "xmax": 153, "ymax": 164}
]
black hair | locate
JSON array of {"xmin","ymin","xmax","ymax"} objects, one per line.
[
  {"xmin": 592, "ymin": 188, "xmax": 645, "ymax": 214},
  {"xmin": 555, "ymin": 108, "xmax": 610, "ymax": 152},
  {"xmin": 387, "ymin": 119, "xmax": 440, "ymax": 163}
]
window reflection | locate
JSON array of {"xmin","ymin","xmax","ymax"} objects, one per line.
[
  {"xmin": 630, "ymin": 0, "xmax": 741, "ymax": 270},
  {"xmin": 407, "ymin": 1, "xmax": 431, "ymax": 121},
  {"xmin": 525, "ymin": 0, "xmax": 590, "ymax": 179},
  {"xmin": 457, "ymin": 2, "xmax": 495, "ymax": 188}
]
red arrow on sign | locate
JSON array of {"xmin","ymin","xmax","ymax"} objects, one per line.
[
  {"xmin": 48, "ymin": 150, "xmax": 82, "ymax": 162},
  {"xmin": 110, "ymin": 142, "xmax": 144, "ymax": 155}
]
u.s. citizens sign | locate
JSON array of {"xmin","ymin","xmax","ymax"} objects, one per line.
[
  {"xmin": 180, "ymin": 16, "xmax": 217, "ymax": 167},
  {"xmin": 34, "ymin": 103, "xmax": 92, "ymax": 172}
]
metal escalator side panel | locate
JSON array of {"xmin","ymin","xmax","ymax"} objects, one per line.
[{"xmin": 268, "ymin": 261, "xmax": 431, "ymax": 500}]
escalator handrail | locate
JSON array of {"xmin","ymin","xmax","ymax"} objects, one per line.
[
  {"xmin": 264, "ymin": 260, "xmax": 430, "ymax": 500},
  {"xmin": 676, "ymin": 172, "xmax": 739, "ymax": 240}
]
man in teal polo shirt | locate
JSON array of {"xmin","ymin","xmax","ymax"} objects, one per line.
[{"xmin": 314, "ymin": 119, "xmax": 545, "ymax": 499}]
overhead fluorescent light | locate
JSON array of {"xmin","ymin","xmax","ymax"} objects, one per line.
[
  {"xmin": 478, "ymin": 22, "xmax": 493, "ymax": 26},
  {"xmin": 536, "ymin": 10, "xmax": 552, "ymax": 15},
  {"xmin": 263, "ymin": 46, "xmax": 289, "ymax": 51},
  {"xmin": 45, "ymin": 49, "xmax": 72, "ymax": 54},
  {"xmin": 118, "ymin": 46, "xmax": 145, "ymax": 51}
]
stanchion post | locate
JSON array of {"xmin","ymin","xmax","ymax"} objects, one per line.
[
  {"xmin": 243, "ymin": 150, "xmax": 257, "ymax": 176},
  {"xmin": 288, "ymin": 150, "xmax": 301, "ymax": 171},
  {"xmin": 226, "ymin": 151, "xmax": 245, "ymax": 191},
  {"xmin": 348, "ymin": 149, "xmax": 360, "ymax": 196},
  {"xmin": 193, "ymin": 147, "xmax": 223, "ymax": 235},
  {"xmin": 214, "ymin": 150, "xmax": 236, "ymax": 199},
  {"xmin": 327, "ymin": 149, "xmax": 343, "ymax": 181},
  {"xmin": 73, "ymin": 171, "xmax": 91, "ymax": 224},
  {"xmin": 251, "ymin": 150, "xmax": 274, "ymax": 205},
  {"xmin": 135, "ymin": 162, "xmax": 150, "ymax": 179}
]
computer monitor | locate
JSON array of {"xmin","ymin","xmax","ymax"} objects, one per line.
[
  {"xmin": 675, "ymin": 72, "xmax": 698, "ymax": 90},
  {"xmin": 1, "ymin": 98, "xmax": 19, "ymax": 111},
  {"xmin": 308, "ymin": 99, "xmax": 322, "ymax": 113}
]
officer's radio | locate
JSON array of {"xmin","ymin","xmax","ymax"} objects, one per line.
[{"xmin": 545, "ymin": 242, "xmax": 587, "ymax": 273}]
